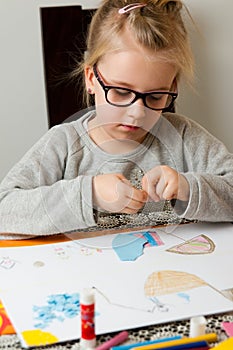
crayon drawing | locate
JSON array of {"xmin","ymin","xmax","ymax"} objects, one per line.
[
  {"xmin": 144, "ymin": 270, "xmax": 207, "ymax": 312},
  {"xmin": 0, "ymin": 256, "xmax": 18, "ymax": 269},
  {"xmin": 92, "ymin": 269, "xmax": 224, "ymax": 315},
  {"xmin": 166, "ymin": 235, "xmax": 215, "ymax": 255}
]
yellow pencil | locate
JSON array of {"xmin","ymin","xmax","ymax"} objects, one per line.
[{"xmin": 130, "ymin": 333, "xmax": 218, "ymax": 350}]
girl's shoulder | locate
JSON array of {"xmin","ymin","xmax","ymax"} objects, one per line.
[
  {"xmin": 162, "ymin": 112, "xmax": 197, "ymax": 129},
  {"xmin": 51, "ymin": 109, "xmax": 93, "ymax": 134},
  {"xmin": 47, "ymin": 109, "xmax": 94, "ymax": 143},
  {"xmin": 162, "ymin": 112, "xmax": 214, "ymax": 137},
  {"xmin": 162, "ymin": 112, "xmax": 226, "ymax": 151},
  {"xmin": 31, "ymin": 110, "xmax": 94, "ymax": 160}
]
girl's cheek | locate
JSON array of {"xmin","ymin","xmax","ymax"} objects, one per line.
[{"xmin": 96, "ymin": 104, "xmax": 125, "ymax": 123}]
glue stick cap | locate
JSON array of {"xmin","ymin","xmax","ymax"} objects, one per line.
[
  {"xmin": 80, "ymin": 288, "xmax": 95, "ymax": 305},
  {"xmin": 189, "ymin": 315, "xmax": 207, "ymax": 337}
]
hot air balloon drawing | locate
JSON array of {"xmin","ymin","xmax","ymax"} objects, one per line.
[{"xmin": 144, "ymin": 270, "xmax": 207, "ymax": 312}]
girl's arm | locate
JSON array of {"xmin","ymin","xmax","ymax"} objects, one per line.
[
  {"xmin": 168, "ymin": 114, "xmax": 233, "ymax": 222},
  {"xmin": 0, "ymin": 125, "xmax": 96, "ymax": 237}
]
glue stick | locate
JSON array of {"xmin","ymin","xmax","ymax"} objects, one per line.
[{"xmin": 80, "ymin": 288, "xmax": 96, "ymax": 349}]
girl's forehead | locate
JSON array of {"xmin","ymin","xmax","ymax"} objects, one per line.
[
  {"xmin": 99, "ymin": 25, "xmax": 175, "ymax": 69},
  {"xmin": 99, "ymin": 50, "xmax": 177, "ymax": 75}
]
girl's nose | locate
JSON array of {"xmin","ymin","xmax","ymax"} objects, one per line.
[{"xmin": 127, "ymin": 98, "xmax": 146, "ymax": 119}]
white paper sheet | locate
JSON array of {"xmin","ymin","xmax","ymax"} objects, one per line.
[{"xmin": 0, "ymin": 223, "xmax": 233, "ymax": 347}]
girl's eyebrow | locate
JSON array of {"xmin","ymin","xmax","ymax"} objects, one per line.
[
  {"xmin": 104, "ymin": 80, "xmax": 169, "ymax": 92},
  {"xmin": 98, "ymin": 68, "xmax": 171, "ymax": 91}
]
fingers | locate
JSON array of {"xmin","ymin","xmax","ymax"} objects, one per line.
[
  {"xmin": 155, "ymin": 175, "xmax": 177, "ymax": 201},
  {"xmin": 93, "ymin": 168, "xmax": 189, "ymax": 215},
  {"xmin": 93, "ymin": 173, "xmax": 147, "ymax": 214},
  {"xmin": 141, "ymin": 170, "xmax": 161, "ymax": 202},
  {"xmin": 119, "ymin": 177, "xmax": 148, "ymax": 212},
  {"xmin": 142, "ymin": 166, "xmax": 189, "ymax": 202}
]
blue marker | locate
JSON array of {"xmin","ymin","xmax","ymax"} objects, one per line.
[
  {"xmin": 112, "ymin": 335, "xmax": 182, "ymax": 350},
  {"xmin": 147, "ymin": 341, "xmax": 208, "ymax": 349}
]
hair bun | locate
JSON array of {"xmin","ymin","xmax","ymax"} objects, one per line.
[{"xmin": 154, "ymin": 0, "xmax": 182, "ymax": 13}]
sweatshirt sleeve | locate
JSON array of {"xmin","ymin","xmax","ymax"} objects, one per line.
[
  {"xmin": 171, "ymin": 115, "xmax": 233, "ymax": 222},
  {"xmin": 0, "ymin": 124, "xmax": 96, "ymax": 237}
]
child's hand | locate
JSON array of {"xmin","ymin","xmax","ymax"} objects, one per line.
[
  {"xmin": 141, "ymin": 165, "xmax": 190, "ymax": 202},
  {"xmin": 93, "ymin": 174, "xmax": 148, "ymax": 213}
]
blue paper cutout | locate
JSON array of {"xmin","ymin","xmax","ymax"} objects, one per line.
[
  {"xmin": 112, "ymin": 231, "xmax": 164, "ymax": 261},
  {"xmin": 112, "ymin": 234, "xmax": 147, "ymax": 261},
  {"xmin": 143, "ymin": 232, "xmax": 159, "ymax": 246}
]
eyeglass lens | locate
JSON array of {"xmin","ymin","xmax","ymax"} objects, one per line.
[{"xmin": 107, "ymin": 88, "xmax": 174, "ymax": 110}]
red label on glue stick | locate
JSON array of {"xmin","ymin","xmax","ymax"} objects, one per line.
[{"xmin": 80, "ymin": 288, "xmax": 96, "ymax": 349}]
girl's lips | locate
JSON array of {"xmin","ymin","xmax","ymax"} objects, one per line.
[{"xmin": 120, "ymin": 124, "xmax": 140, "ymax": 131}]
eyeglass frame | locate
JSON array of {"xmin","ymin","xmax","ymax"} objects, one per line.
[{"xmin": 93, "ymin": 64, "xmax": 178, "ymax": 112}]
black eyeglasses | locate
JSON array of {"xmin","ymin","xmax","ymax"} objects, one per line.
[{"xmin": 93, "ymin": 64, "xmax": 178, "ymax": 112}]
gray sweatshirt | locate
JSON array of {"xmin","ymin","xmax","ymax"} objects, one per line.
[{"xmin": 0, "ymin": 110, "xmax": 233, "ymax": 238}]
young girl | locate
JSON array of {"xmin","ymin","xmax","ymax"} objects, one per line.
[{"xmin": 0, "ymin": 0, "xmax": 233, "ymax": 238}]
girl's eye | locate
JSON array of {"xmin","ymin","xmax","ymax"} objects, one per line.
[
  {"xmin": 113, "ymin": 89, "xmax": 132, "ymax": 97},
  {"xmin": 108, "ymin": 88, "xmax": 135, "ymax": 103},
  {"xmin": 149, "ymin": 94, "xmax": 164, "ymax": 101}
]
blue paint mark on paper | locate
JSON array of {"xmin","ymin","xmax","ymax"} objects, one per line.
[
  {"xmin": 177, "ymin": 292, "xmax": 190, "ymax": 303},
  {"xmin": 33, "ymin": 293, "xmax": 80, "ymax": 329}
]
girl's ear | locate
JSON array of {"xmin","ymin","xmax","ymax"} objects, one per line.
[
  {"xmin": 171, "ymin": 77, "xmax": 178, "ymax": 92},
  {"xmin": 84, "ymin": 66, "xmax": 95, "ymax": 94}
]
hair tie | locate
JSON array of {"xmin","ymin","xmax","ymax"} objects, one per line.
[{"xmin": 118, "ymin": 3, "xmax": 147, "ymax": 14}]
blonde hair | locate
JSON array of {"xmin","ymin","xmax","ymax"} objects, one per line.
[{"xmin": 72, "ymin": 0, "xmax": 194, "ymax": 107}]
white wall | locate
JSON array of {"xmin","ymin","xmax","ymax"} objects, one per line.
[
  {"xmin": 178, "ymin": 0, "xmax": 233, "ymax": 152},
  {"xmin": 0, "ymin": 0, "xmax": 47, "ymax": 181},
  {"xmin": 0, "ymin": 0, "xmax": 100, "ymax": 181},
  {"xmin": 0, "ymin": 0, "xmax": 233, "ymax": 181}
]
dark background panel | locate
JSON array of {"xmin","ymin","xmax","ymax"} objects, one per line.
[{"xmin": 40, "ymin": 6, "xmax": 96, "ymax": 127}]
